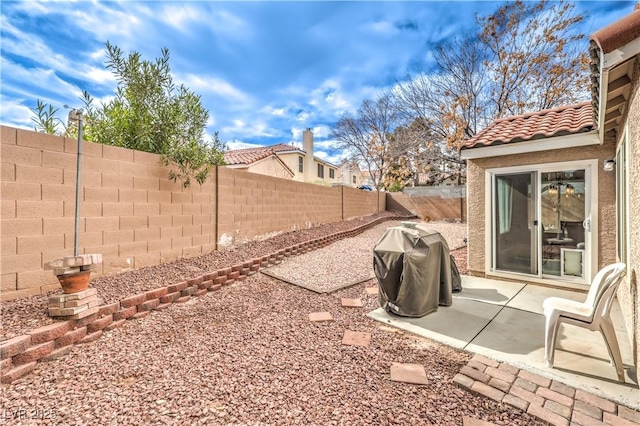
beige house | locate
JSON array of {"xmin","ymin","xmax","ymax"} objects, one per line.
[
  {"xmin": 337, "ymin": 160, "xmax": 363, "ymax": 187},
  {"xmin": 224, "ymin": 128, "xmax": 339, "ymax": 185},
  {"xmin": 223, "ymin": 146, "xmax": 295, "ymax": 180},
  {"xmin": 460, "ymin": 7, "xmax": 639, "ymax": 378}
]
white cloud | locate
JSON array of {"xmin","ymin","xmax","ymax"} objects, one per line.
[
  {"xmin": 1, "ymin": 58, "xmax": 84, "ymax": 101},
  {"xmin": 161, "ymin": 4, "xmax": 207, "ymax": 31},
  {"xmin": 365, "ymin": 20, "xmax": 396, "ymax": 35},
  {"xmin": 222, "ymin": 119, "xmax": 276, "ymax": 139},
  {"xmin": 226, "ymin": 141, "xmax": 264, "ymax": 150},
  {"xmin": 181, "ymin": 74, "xmax": 252, "ymax": 104},
  {"xmin": 0, "ymin": 97, "xmax": 34, "ymax": 129}
]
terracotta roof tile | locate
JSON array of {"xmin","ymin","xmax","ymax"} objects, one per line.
[
  {"xmin": 590, "ymin": 7, "xmax": 640, "ymax": 54},
  {"xmin": 224, "ymin": 143, "xmax": 302, "ymax": 166},
  {"xmin": 461, "ymin": 102, "xmax": 594, "ymax": 150}
]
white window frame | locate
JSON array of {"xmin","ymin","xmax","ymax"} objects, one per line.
[{"xmin": 485, "ymin": 159, "xmax": 598, "ymax": 288}]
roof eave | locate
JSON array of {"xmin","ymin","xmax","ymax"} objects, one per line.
[
  {"xmin": 593, "ymin": 32, "xmax": 640, "ymax": 140},
  {"xmin": 460, "ymin": 130, "xmax": 600, "ymax": 160}
]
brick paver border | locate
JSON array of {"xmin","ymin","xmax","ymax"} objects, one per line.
[
  {"xmin": 454, "ymin": 354, "xmax": 640, "ymax": 426},
  {"xmin": 1, "ymin": 214, "xmax": 412, "ymax": 384}
]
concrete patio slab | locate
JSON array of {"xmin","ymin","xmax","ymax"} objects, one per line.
[
  {"xmin": 453, "ymin": 276, "xmax": 525, "ymax": 306},
  {"xmin": 308, "ymin": 312, "xmax": 333, "ymax": 322},
  {"xmin": 465, "ymin": 305, "xmax": 639, "ymax": 409},
  {"xmin": 368, "ymin": 298, "xmax": 502, "ymax": 349},
  {"xmin": 505, "ymin": 284, "xmax": 583, "ymax": 315},
  {"xmin": 390, "ymin": 362, "xmax": 429, "ymax": 385},
  {"xmin": 342, "ymin": 330, "xmax": 371, "ymax": 347},
  {"xmin": 368, "ymin": 278, "xmax": 640, "ymax": 409},
  {"xmin": 341, "ymin": 298, "xmax": 363, "ymax": 308}
]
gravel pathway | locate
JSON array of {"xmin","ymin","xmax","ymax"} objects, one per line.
[
  {"xmin": 263, "ymin": 220, "xmax": 466, "ymax": 293},
  {"xmin": 1, "ymin": 274, "xmax": 543, "ymax": 425}
]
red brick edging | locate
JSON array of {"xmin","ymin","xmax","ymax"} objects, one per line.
[
  {"xmin": 0, "ymin": 214, "xmax": 413, "ymax": 384},
  {"xmin": 454, "ymin": 354, "xmax": 639, "ymax": 426}
]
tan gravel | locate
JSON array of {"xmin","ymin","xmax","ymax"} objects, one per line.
[{"xmin": 264, "ymin": 220, "xmax": 466, "ymax": 293}]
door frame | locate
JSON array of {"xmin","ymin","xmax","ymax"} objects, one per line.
[{"xmin": 484, "ymin": 159, "xmax": 599, "ymax": 287}]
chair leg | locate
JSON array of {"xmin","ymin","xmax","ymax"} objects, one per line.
[
  {"xmin": 544, "ymin": 312, "xmax": 560, "ymax": 368},
  {"xmin": 600, "ymin": 318, "xmax": 625, "ymax": 382}
]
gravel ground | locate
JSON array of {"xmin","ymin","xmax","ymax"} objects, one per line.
[
  {"xmin": 0, "ymin": 273, "xmax": 544, "ymax": 425},
  {"xmin": 0, "ymin": 216, "xmax": 541, "ymax": 425},
  {"xmin": 1, "ymin": 214, "xmax": 466, "ymax": 340},
  {"xmin": 264, "ymin": 220, "xmax": 466, "ymax": 293}
]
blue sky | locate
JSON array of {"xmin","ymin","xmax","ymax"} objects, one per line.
[{"xmin": 0, "ymin": 1, "xmax": 635, "ymax": 165}]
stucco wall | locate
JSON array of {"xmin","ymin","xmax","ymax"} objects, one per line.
[
  {"xmin": 244, "ymin": 155, "xmax": 293, "ymax": 180},
  {"xmin": 465, "ymin": 137, "xmax": 616, "ymax": 278},
  {"xmin": 619, "ymin": 59, "xmax": 640, "ymax": 371}
]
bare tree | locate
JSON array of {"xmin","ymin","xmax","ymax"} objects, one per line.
[
  {"xmin": 391, "ymin": 0, "xmax": 588, "ymax": 186},
  {"xmin": 332, "ymin": 93, "xmax": 401, "ymax": 191},
  {"xmin": 478, "ymin": 0, "xmax": 590, "ymax": 118}
]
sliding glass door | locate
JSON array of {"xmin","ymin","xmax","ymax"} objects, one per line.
[
  {"xmin": 493, "ymin": 172, "xmax": 537, "ymax": 275},
  {"xmin": 491, "ymin": 164, "xmax": 592, "ymax": 284}
]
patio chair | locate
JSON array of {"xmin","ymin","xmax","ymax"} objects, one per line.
[{"xmin": 543, "ymin": 263, "xmax": 627, "ymax": 382}]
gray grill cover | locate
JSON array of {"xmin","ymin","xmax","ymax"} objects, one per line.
[{"xmin": 373, "ymin": 223, "xmax": 453, "ymax": 317}]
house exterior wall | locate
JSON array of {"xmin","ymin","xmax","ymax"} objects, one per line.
[
  {"xmin": 243, "ymin": 156, "xmax": 293, "ymax": 180},
  {"xmin": 465, "ymin": 137, "xmax": 616, "ymax": 278},
  {"xmin": 618, "ymin": 59, "xmax": 640, "ymax": 372},
  {"xmin": 0, "ymin": 126, "xmax": 383, "ymax": 301},
  {"xmin": 277, "ymin": 152, "xmax": 338, "ymax": 185}
]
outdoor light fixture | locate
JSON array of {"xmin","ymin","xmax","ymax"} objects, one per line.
[
  {"xmin": 548, "ymin": 184, "xmax": 558, "ymax": 195},
  {"xmin": 603, "ymin": 159, "xmax": 616, "ymax": 172}
]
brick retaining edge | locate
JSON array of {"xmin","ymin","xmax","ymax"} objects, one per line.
[
  {"xmin": 454, "ymin": 354, "xmax": 639, "ymax": 425},
  {"xmin": 0, "ymin": 213, "xmax": 414, "ymax": 384}
]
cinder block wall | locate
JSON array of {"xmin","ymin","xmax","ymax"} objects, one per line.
[
  {"xmin": 386, "ymin": 187, "xmax": 466, "ymax": 222},
  {"xmin": 342, "ymin": 186, "xmax": 382, "ymax": 220},
  {"xmin": 1, "ymin": 126, "xmax": 216, "ymax": 301},
  {"xmin": 1, "ymin": 126, "xmax": 383, "ymax": 301},
  {"xmin": 216, "ymin": 166, "xmax": 342, "ymax": 245}
]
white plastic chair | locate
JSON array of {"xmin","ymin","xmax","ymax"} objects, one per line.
[{"xmin": 543, "ymin": 263, "xmax": 627, "ymax": 382}]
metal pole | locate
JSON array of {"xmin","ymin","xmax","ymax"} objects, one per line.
[{"xmin": 74, "ymin": 112, "xmax": 83, "ymax": 257}]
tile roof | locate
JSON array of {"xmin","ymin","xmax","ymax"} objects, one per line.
[
  {"xmin": 590, "ymin": 6, "xmax": 640, "ymax": 54},
  {"xmin": 461, "ymin": 102, "xmax": 594, "ymax": 150},
  {"xmin": 224, "ymin": 143, "xmax": 303, "ymax": 166}
]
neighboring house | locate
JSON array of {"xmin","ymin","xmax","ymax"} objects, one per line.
[
  {"xmin": 337, "ymin": 160, "xmax": 362, "ymax": 187},
  {"xmin": 224, "ymin": 128, "xmax": 338, "ymax": 185},
  {"xmin": 223, "ymin": 146, "xmax": 295, "ymax": 180},
  {"xmin": 460, "ymin": 7, "xmax": 639, "ymax": 377}
]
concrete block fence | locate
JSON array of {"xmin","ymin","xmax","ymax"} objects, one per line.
[
  {"xmin": 1, "ymin": 125, "xmax": 386, "ymax": 301},
  {"xmin": 0, "ymin": 214, "xmax": 408, "ymax": 384}
]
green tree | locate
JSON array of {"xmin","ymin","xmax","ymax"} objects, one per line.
[{"xmin": 31, "ymin": 42, "xmax": 225, "ymax": 187}]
